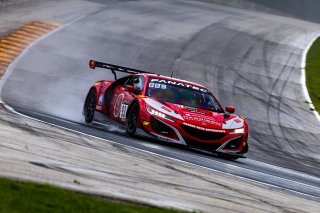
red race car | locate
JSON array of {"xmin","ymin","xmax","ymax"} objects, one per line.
[{"xmin": 83, "ymin": 60, "xmax": 249, "ymax": 159}]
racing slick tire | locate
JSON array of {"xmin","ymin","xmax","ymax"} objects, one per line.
[
  {"xmin": 217, "ymin": 154, "xmax": 239, "ymax": 161},
  {"xmin": 84, "ymin": 89, "xmax": 96, "ymax": 124},
  {"xmin": 126, "ymin": 102, "xmax": 139, "ymax": 136},
  {"xmin": 217, "ymin": 144, "xmax": 248, "ymax": 161}
]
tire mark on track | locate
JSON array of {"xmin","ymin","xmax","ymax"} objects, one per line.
[
  {"xmin": 264, "ymin": 26, "xmax": 305, "ymax": 155},
  {"xmin": 169, "ymin": 14, "xmax": 239, "ymax": 78}
]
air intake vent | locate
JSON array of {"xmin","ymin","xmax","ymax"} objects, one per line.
[
  {"xmin": 181, "ymin": 124, "xmax": 226, "ymax": 141},
  {"xmin": 151, "ymin": 117, "xmax": 175, "ymax": 138},
  {"xmin": 225, "ymin": 137, "xmax": 243, "ymax": 149}
]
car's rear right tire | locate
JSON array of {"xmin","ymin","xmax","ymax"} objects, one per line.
[{"xmin": 84, "ymin": 89, "xmax": 96, "ymax": 124}]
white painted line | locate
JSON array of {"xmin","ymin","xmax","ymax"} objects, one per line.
[{"xmin": 300, "ymin": 34, "xmax": 320, "ymax": 122}]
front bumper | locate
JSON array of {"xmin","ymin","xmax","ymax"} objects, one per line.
[{"xmin": 140, "ymin": 116, "xmax": 248, "ymax": 156}]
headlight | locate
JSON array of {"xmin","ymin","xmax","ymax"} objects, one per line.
[
  {"xmin": 230, "ymin": 128, "xmax": 245, "ymax": 134},
  {"xmin": 146, "ymin": 106, "xmax": 174, "ymax": 121}
]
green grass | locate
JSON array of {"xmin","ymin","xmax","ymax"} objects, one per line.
[
  {"xmin": 0, "ymin": 177, "xmax": 187, "ymax": 213},
  {"xmin": 306, "ymin": 36, "xmax": 320, "ymax": 113}
]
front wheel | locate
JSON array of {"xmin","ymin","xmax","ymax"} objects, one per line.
[
  {"xmin": 217, "ymin": 153, "xmax": 239, "ymax": 161},
  {"xmin": 126, "ymin": 102, "xmax": 139, "ymax": 136},
  {"xmin": 84, "ymin": 89, "xmax": 96, "ymax": 124}
]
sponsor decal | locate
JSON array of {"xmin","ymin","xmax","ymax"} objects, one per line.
[
  {"xmin": 183, "ymin": 115, "xmax": 221, "ymax": 126},
  {"xmin": 219, "ymin": 150, "xmax": 239, "ymax": 154},
  {"xmin": 144, "ymin": 98, "xmax": 184, "ymax": 120},
  {"xmin": 161, "ymin": 106, "xmax": 172, "ymax": 112},
  {"xmin": 93, "ymin": 118, "xmax": 109, "ymax": 126},
  {"xmin": 174, "ymin": 105, "xmax": 201, "ymax": 113},
  {"xmin": 119, "ymin": 104, "xmax": 128, "ymax": 120},
  {"xmin": 185, "ymin": 106, "xmax": 197, "ymax": 112},
  {"xmin": 174, "ymin": 105, "xmax": 196, "ymax": 112},
  {"xmin": 113, "ymin": 94, "xmax": 124, "ymax": 117},
  {"xmin": 175, "ymin": 104, "xmax": 184, "ymax": 108},
  {"xmin": 123, "ymin": 100, "xmax": 130, "ymax": 105},
  {"xmin": 222, "ymin": 117, "xmax": 244, "ymax": 129},
  {"xmin": 98, "ymin": 94, "xmax": 104, "ymax": 105},
  {"xmin": 156, "ymin": 135, "xmax": 179, "ymax": 143},
  {"xmin": 234, "ymin": 119, "xmax": 241, "ymax": 123},
  {"xmin": 149, "ymin": 83, "xmax": 154, "ymax": 88},
  {"xmin": 150, "ymin": 78, "xmax": 208, "ymax": 93},
  {"xmin": 183, "ymin": 122, "xmax": 226, "ymax": 133}
]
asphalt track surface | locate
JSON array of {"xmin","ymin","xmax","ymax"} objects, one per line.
[
  {"xmin": 14, "ymin": 108, "xmax": 320, "ymax": 200},
  {"xmin": 1, "ymin": 0, "xmax": 320, "ymax": 212},
  {"xmin": 204, "ymin": 0, "xmax": 320, "ymax": 24}
]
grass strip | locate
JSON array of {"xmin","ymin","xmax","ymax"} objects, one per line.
[
  {"xmin": 0, "ymin": 177, "xmax": 187, "ymax": 213},
  {"xmin": 306, "ymin": 36, "xmax": 320, "ymax": 113}
]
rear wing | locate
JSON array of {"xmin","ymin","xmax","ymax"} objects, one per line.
[{"xmin": 89, "ymin": 60, "xmax": 155, "ymax": 80}]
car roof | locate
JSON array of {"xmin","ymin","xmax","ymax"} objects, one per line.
[{"xmin": 139, "ymin": 73, "xmax": 208, "ymax": 90}]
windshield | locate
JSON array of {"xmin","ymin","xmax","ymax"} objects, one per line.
[{"xmin": 146, "ymin": 78, "xmax": 223, "ymax": 112}]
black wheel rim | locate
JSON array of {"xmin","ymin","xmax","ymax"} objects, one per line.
[
  {"xmin": 85, "ymin": 92, "xmax": 96, "ymax": 122},
  {"xmin": 128, "ymin": 106, "xmax": 138, "ymax": 132}
]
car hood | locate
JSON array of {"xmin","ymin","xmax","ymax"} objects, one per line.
[{"xmin": 143, "ymin": 97, "xmax": 244, "ymax": 130}]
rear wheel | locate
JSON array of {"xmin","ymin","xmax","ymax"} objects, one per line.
[
  {"xmin": 84, "ymin": 89, "xmax": 96, "ymax": 124},
  {"xmin": 126, "ymin": 102, "xmax": 139, "ymax": 136}
]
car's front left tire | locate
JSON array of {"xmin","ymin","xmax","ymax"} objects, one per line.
[
  {"xmin": 126, "ymin": 102, "xmax": 139, "ymax": 136},
  {"xmin": 84, "ymin": 89, "xmax": 96, "ymax": 124}
]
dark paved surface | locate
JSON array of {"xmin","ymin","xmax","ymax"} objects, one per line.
[
  {"xmin": 1, "ymin": 106, "xmax": 319, "ymax": 212},
  {"xmin": 2, "ymin": 0, "xmax": 320, "ymax": 177},
  {"xmin": 247, "ymin": 0, "xmax": 320, "ymax": 23},
  {"xmin": 1, "ymin": 0, "xmax": 320, "ymax": 211},
  {"xmin": 16, "ymin": 108, "xmax": 320, "ymax": 200},
  {"xmin": 203, "ymin": 0, "xmax": 320, "ymax": 23}
]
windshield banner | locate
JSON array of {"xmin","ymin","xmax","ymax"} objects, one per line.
[{"xmin": 150, "ymin": 78, "xmax": 208, "ymax": 93}]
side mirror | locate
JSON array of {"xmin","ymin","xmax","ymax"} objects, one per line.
[
  {"xmin": 125, "ymin": 85, "xmax": 135, "ymax": 93},
  {"xmin": 226, "ymin": 106, "xmax": 235, "ymax": 114}
]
